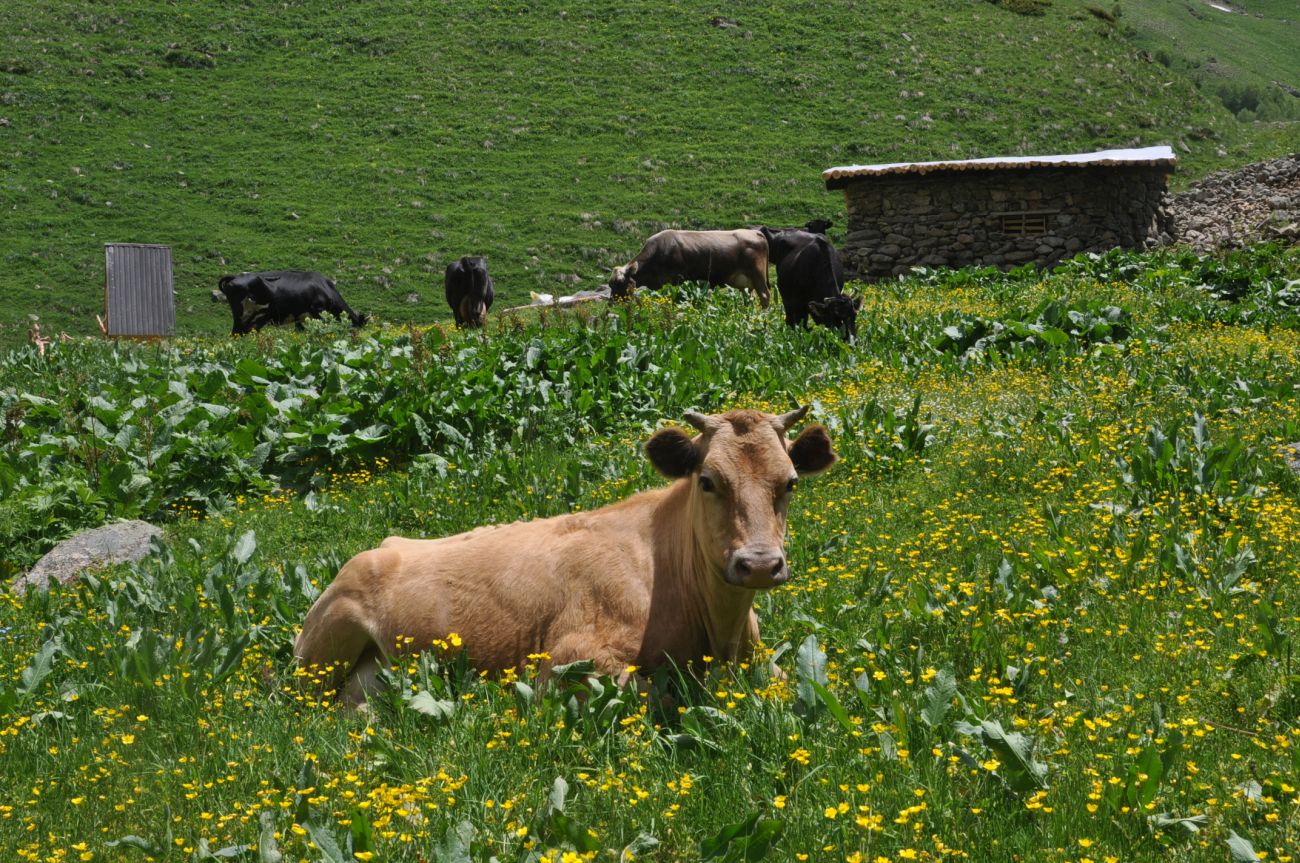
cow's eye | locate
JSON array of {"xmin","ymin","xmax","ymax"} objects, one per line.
[{"xmin": 699, "ymin": 475, "xmax": 716, "ymax": 493}]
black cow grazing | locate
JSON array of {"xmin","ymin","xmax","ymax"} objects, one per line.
[
  {"xmin": 213, "ymin": 271, "xmax": 366, "ymax": 335},
  {"xmin": 444, "ymin": 256, "xmax": 495, "ymax": 327},
  {"xmin": 759, "ymin": 228, "xmax": 860, "ymax": 340},
  {"xmin": 609, "ymin": 229, "xmax": 771, "ymax": 307}
]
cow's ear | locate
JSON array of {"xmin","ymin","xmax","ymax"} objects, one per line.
[
  {"xmin": 645, "ymin": 427, "xmax": 700, "ymax": 478},
  {"xmin": 851, "ymin": 294, "xmax": 863, "ymax": 310},
  {"xmin": 248, "ymin": 276, "xmax": 273, "ymax": 304},
  {"xmin": 788, "ymin": 424, "xmax": 837, "ymax": 476}
]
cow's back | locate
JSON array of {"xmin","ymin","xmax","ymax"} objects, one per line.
[
  {"xmin": 642, "ymin": 229, "xmax": 762, "ymax": 260},
  {"xmin": 312, "ymin": 492, "xmax": 667, "ymax": 672}
]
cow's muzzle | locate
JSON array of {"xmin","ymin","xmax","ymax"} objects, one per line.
[{"xmin": 724, "ymin": 547, "xmax": 789, "ymax": 589}]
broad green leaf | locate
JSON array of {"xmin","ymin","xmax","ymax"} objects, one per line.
[
  {"xmin": 921, "ymin": 669, "xmax": 957, "ymax": 728},
  {"xmin": 547, "ymin": 776, "xmax": 570, "ymax": 813},
  {"xmin": 741, "ymin": 819, "xmax": 784, "ymax": 862},
  {"xmin": 232, "ymin": 531, "xmax": 257, "ymax": 565},
  {"xmin": 701, "ymin": 812, "xmax": 784, "ymax": 861},
  {"xmin": 794, "ymin": 634, "xmax": 828, "ymax": 711},
  {"xmin": 621, "ymin": 833, "xmax": 660, "ymax": 861},
  {"xmin": 18, "ymin": 638, "xmax": 60, "ymax": 697},
  {"xmin": 303, "ymin": 820, "xmax": 346, "ymax": 863},
  {"xmin": 407, "ymin": 691, "xmax": 456, "ymax": 720},
  {"xmin": 550, "ymin": 659, "xmax": 597, "ymax": 681},
  {"xmin": 550, "ymin": 812, "xmax": 601, "ymax": 852},
  {"xmin": 348, "ymin": 807, "xmax": 374, "ymax": 854},
  {"xmin": 352, "ymin": 423, "xmax": 389, "ymax": 443},
  {"xmin": 955, "ymin": 718, "xmax": 1048, "ymax": 792},
  {"xmin": 1226, "ymin": 830, "xmax": 1260, "ymax": 862},
  {"xmin": 1036, "ymin": 326, "xmax": 1069, "ymax": 347},
  {"xmin": 433, "ymin": 820, "xmax": 474, "ymax": 863},
  {"xmin": 1148, "ymin": 813, "xmax": 1207, "ymax": 836},
  {"xmin": 106, "ymin": 835, "xmax": 164, "ymax": 855},
  {"xmin": 810, "ymin": 680, "xmax": 854, "ymax": 733},
  {"xmin": 701, "ymin": 813, "xmax": 760, "ymax": 860},
  {"xmin": 258, "ymin": 811, "xmax": 283, "ymax": 863},
  {"xmin": 1135, "ymin": 745, "xmax": 1164, "ymax": 809}
]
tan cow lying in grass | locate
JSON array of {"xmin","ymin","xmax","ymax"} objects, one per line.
[{"xmin": 295, "ymin": 406, "xmax": 837, "ymax": 705}]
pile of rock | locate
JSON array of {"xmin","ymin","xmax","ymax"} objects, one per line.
[{"xmin": 1164, "ymin": 153, "xmax": 1300, "ymax": 249}]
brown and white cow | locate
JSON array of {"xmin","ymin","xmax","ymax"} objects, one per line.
[
  {"xmin": 608, "ymin": 229, "xmax": 772, "ymax": 308},
  {"xmin": 294, "ymin": 406, "xmax": 837, "ymax": 704}
]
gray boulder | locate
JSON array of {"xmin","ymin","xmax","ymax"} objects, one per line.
[
  {"xmin": 1282, "ymin": 443, "xmax": 1300, "ymax": 477},
  {"xmin": 13, "ymin": 520, "xmax": 164, "ymax": 593}
]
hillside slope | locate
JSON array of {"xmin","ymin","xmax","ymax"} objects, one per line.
[
  {"xmin": 0, "ymin": 0, "xmax": 1291, "ymax": 344},
  {"xmin": 1121, "ymin": 0, "xmax": 1299, "ymax": 120}
]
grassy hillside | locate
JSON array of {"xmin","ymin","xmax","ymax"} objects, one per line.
[
  {"xmin": 0, "ymin": 0, "xmax": 1294, "ymax": 346},
  {"xmin": 1121, "ymin": 0, "xmax": 1300, "ymax": 120}
]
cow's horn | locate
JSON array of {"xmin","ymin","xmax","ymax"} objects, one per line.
[
  {"xmin": 774, "ymin": 405, "xmax": 810, "ymax": 432},
  {"xmin": 683, "ymin": 411, "xmax": 719, "ymax": 433}
]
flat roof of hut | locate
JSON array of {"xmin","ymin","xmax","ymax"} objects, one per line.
[{"xmin": 822, "ymin": 145, "xmax": 1178, "ymax": 188}]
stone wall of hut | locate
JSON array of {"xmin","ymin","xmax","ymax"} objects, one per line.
[{"xmin": 838, "ymin": 166, "xmax": 1171, "ymax": 280}]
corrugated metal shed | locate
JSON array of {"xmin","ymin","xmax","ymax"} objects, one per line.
[
  {"xmin": 823, "ymin": 146, "xmax": 1177, "ymax": 190},
  {"xmin": 104, "ymin": 243, "xmax": 175, "ymax": 338}
]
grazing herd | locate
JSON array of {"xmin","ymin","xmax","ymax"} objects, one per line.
[
  {"xmin": 295, "ymin": 406, "xmax": 839, "ymax": 706},
  {"xmin": 217, "ymin": 217, "xmax": 861, "ymax": 340}
]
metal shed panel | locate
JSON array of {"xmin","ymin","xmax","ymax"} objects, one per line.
[{"xmin": 104, "ymin": 244, "xmax": 175, "ymax": 337}]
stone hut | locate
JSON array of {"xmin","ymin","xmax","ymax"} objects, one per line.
[{"xmin": 823, "ymin": 146, "xmax": 1176, "ymax": 280}]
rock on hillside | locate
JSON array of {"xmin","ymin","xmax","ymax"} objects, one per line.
[{"xmin": 1166, "ymin": 154, "xmax": 1300, "ymax": 249}]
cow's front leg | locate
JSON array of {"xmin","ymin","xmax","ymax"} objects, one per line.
[{"xmin": 541, "ymin": 635, "xmax": 632, "ymax": 684}]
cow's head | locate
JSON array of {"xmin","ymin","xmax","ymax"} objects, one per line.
[
  {"xmin": 212, "ymin": 274, "xmax": 237, "ymax": 304},
  {"xmin": 645, "ymin": 407, "xmax": 837, "ymax": 589},
  {"xmin": 809, "ymin": 294, "xmax": 862, "ymax": 341},
  {"xmin": 609, "ymin": 262, "xmax": 638, "ymax": 298},
  {"xmin": 214, "ymin": 273, "xmax": 271, "ymax": 335}
]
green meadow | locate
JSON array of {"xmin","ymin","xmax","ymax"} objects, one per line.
[
  {"xmin": 1, "ymin": 0, "xmax": 1297, "ymax": 346},
  {"xmin": 4, "ymin": 0, "xmax": 1300, "ymax": 860},
  {"xmin": 2, "ymin": 245, "xmax": 1300, "ymax": 861}
]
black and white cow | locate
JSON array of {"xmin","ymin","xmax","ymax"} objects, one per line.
[
  {"xmin": 444, "ymin": 256, "xmax": 495, "ymax": 327},
  {"xmin": 213, "ymin": 271, "xmax": 366, "ymax": 335}
]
